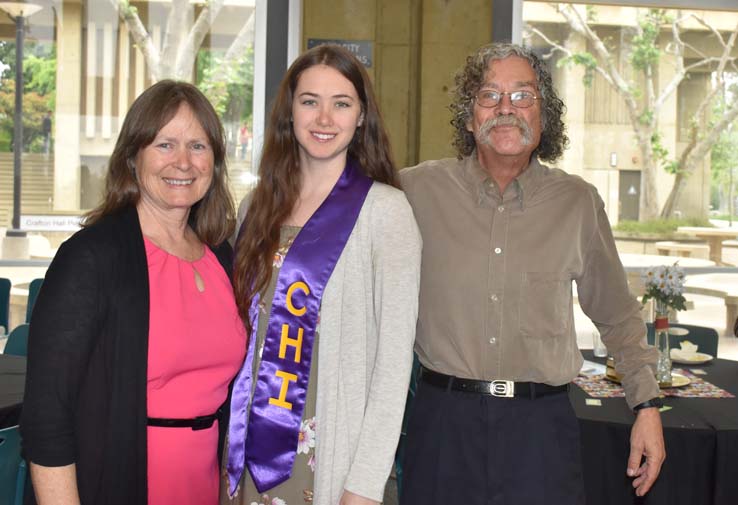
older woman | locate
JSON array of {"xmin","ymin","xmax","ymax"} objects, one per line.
[{"xmin": 21, "ymin": 80, "xmax": 246, "ymax": 505}]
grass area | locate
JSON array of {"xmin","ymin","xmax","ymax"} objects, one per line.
[
  {"xmin": 614, "ymin": 217, "xmax": 712, "ymax": 235},
  {"xmin": 709, "ymin": 213, "xmax": 738, "ymax": 221}
]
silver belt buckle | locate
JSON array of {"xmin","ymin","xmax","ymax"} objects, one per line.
[{"xmin": 490, "ymin": 380, "xmax": 514, "ymax": 398}]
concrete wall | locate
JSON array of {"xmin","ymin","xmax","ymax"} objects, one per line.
[
  {"xmin": 54, "ymin": 2, "xmax": 83, "ymax": 211},
  {"xmin": 302, "ymin": 0, "xmax": 492, "ymax": 168},
  {"xmin": 416, "ymin": 0, "xmax": 492, "ymax": 163}
]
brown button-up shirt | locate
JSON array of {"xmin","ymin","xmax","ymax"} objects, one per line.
[{"xmin": 401, "ymin": 155, "xmax": 660, "ymax": 408}]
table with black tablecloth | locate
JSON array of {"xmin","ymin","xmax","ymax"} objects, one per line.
[
  {"xmin": 0, "ymin": 354, "xmax": 25, "ymax": 429},
  {"xmin": 571, "ymin": 351, "xmax": 738, "ymax": 505}
]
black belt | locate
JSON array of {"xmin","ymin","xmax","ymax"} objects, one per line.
[
  {"xmin": 420, "ymin": 366, "xmax": 568, "ymax": 399},
  {"xmin": 147, "ymin": 409, "xmax": 220, "ymax": 431}
]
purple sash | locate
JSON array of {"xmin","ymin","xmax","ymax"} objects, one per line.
[{"xmin": 227, "ymin": 161, "xmax": 373, "ymax": 494}]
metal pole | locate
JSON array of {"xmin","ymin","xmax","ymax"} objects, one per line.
[{"xmin": 9, "ymin": 13, "xmax": 26, "ymax": 236}]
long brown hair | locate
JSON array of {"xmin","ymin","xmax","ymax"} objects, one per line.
[
  {"xmin": 234, "ymin": 44, "xmax": 399, "ymax": 327},
  {"xmin": 84, "ymin": 79, "xmax": 235, "ymax": 246}
]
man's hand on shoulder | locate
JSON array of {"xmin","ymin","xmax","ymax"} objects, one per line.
[{"xmin": 627, "ymin": 406, "xmax": 665, "ymax": 497}]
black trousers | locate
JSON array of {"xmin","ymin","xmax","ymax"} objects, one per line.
[{"xmin": 400, "ymin": 380, "xmax": 585, "ymax": 505}]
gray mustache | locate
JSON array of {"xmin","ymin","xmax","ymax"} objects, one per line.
[
  {"xmin": 490, "ymin": 115, "xmax": 527, "ymax": 129},
  {"xmin": 476, "ymin": 115, "xmax": 533, "ymax": 146}
]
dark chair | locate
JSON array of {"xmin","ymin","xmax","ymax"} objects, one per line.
[
  {"xmin": 25, "ymin": 278, "xmax": 43, "ymax": 323},
  {"xmin": 0, "ymin": 425, "xmax": 26, "ymax": 505},
  {"xmin": 0, "ymin": 278, "xmax": 10, "ymax": 335},
  {"xmin": 3, "ymin": 324, "xmax": 29, "ymax": 357},
  {"xmin": 646, "ymin": 322, "xmax": 719, "ymax": 357}
]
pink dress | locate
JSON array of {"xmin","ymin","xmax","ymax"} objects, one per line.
[{"xmin": 145, "ymin": 238, "xmax": 247, "ymax": 505}]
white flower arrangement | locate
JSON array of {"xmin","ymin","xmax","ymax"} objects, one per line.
[{"xmin": 640, "ymin": 263, "xmax": 687, "ymax": 312}]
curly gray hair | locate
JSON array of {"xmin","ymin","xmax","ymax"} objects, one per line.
[{"xmin": 450, "ymin": 43, "xmax": 568, "ymax": 162}]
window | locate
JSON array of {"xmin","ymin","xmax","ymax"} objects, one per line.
[{"xmin": 0, "ymin": 0, "xmax": 257, "ymax": 245}]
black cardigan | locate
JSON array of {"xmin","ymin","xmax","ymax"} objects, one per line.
[{"xmin": 20, "ymin": 207, "xmax": 234, "ymax": 505}]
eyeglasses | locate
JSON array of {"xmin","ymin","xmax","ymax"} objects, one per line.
[{"xmin": 475, "ymin": 90, "xmax": 538, "ymax": 108}]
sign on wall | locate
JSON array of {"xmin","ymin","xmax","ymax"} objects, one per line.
[
  {"xmin": 307, "ymin": 39, "xmax": 373, "ymax": 68},
  {"xmin": 21, "ymin": 215, "xmax": 83, "ymax": 232}
]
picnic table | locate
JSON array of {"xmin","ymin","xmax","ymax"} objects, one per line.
[{"xmin": 677, "ymin": 227, "xmax": 738, "ymax": 265}]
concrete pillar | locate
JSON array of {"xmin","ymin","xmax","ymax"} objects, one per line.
[
  {"xmin": 117, "ymin": 24, "xmax": 130, "ymax": 133},
  {"xmin": 559, "ymin": 28, "xmax": 586, "ymax": 179},
  {"xmin": 53, "ymin": 2, "xmax": 82, "ymax": 211},
  {"xmin": 417, "ymin": 0, "xmax": 492, "ymax": 162},
  {"xmin": 302, "ymin": 0, "xmax": 421, "ymax": 166},
  {"xmin": 375, "ymin": 0, "xmax": 421, "ymax": 167},
  {"xmin": 1, "ymin": 235, "xmax": 30, "ymax": 260},
  {"xmin": 102, "ymin": 21, "xmax": 114, "ymax": 139}
]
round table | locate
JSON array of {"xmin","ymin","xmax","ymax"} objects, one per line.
[
  {"xmin": 571, "ymin": 351, "xmax": 738, "ymax": 505},
  {"xmin": 0, "ymin": 354, "xmax": 25, "ymax": 429}
]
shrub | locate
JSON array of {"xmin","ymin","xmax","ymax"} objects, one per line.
[{"xmin": 614, "ymin": 217, "xmax": 711, "ymax": 235}]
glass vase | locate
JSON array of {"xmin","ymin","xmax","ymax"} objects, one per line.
[{"xmin": 653, "ymin": 300, "xmax": 672, "ymax": 387}]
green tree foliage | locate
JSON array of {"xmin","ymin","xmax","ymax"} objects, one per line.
[
  {"xmin": 0, "ymin": 41, "xmax": 56, "ymax": 152},
  {"xmin": 0, "ymin": 80, "xmax": 49, "ymax": 152},
  {"xmin": 196, "ymin": 46, "xmax": 254, "ymax": 121},
  {"xmin": 556, "ymin": 52, "xmax": 598, "ymax": 86},
  {"xmin": 629, "ymin": 10, "xmax": 670, "ymax": 71},
  {"xmin": 196, "ymin": 47, "xmax": 254, "ymax": 157}
]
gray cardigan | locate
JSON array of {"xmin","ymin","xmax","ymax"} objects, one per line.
[{"xmin": 236, "ymin": 182, "xmax": 421, "ymax": 503}]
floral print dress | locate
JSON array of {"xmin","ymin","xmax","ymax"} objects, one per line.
[{"xmin": 223, "ymin": 226, "xmax": 318, "ymax": 505}]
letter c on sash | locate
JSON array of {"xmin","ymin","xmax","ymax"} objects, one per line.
[{"xmin": 286, "ymin": 281, "xmax": 310, "ymax": 316}]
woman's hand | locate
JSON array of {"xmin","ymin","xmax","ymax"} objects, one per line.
[{"xmin": 339, "ymin": 489, "xmax": 380, "ymax": 505}]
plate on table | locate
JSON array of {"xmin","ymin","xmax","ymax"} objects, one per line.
[
  {"xmin": 659, "ymin": 373, "xmax": 690, "ymax": 388},
  {"xmin": 605, "ymin": 371, "xmax": 690, "ymax": 388},
  {"xmin": 670, "ymin": 351, "xmax": 713, "ymax": 365}
]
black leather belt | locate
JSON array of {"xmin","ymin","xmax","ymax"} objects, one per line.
[
  {"xmin": 420, "ymin": 366, "xmax": 568, "ymax": 399},
  {"xmin": 147, "ymin": 409, "xmax": 220, "ymax": 431}
]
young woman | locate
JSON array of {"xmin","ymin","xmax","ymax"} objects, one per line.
[{"xmin": 224, "ymin": 45, "xmax": 421, "ymax": 505}]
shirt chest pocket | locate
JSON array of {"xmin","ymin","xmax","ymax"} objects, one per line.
[{"xmin": 519, "ymin": 271, "xmax": 572, "ymax": 339}]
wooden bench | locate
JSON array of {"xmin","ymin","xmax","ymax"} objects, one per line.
[
  {"xmin": 654, "ymin": 241, "xmax": 709, "ymax": 258},
  {"xmin": 683, "ymin": 273, "xmax": 738, "ymax": 335}
]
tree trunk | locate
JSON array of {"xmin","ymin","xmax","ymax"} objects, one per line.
[
  {"xmin": 637, "ymin": 131, "xmax": 661, "ymax": 220},
  {"xmin": 175, "ymin": 0, "xmax": 226, "ymax": 79},
  {"xmin": 660, "ymin": 171, "xmax": 685, "ymax": 218},
  {"xmin": 160, "ymin": 0, "xmax": 189, "ymax": 78},
  {"xmin": 661, "ymin": 99, "xmax": 738, "ymax": 217}
]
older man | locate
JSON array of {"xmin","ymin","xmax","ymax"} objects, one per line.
[{"xmin": 400, "ymin": 43, "xmax": 665, "ymax": 505}]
